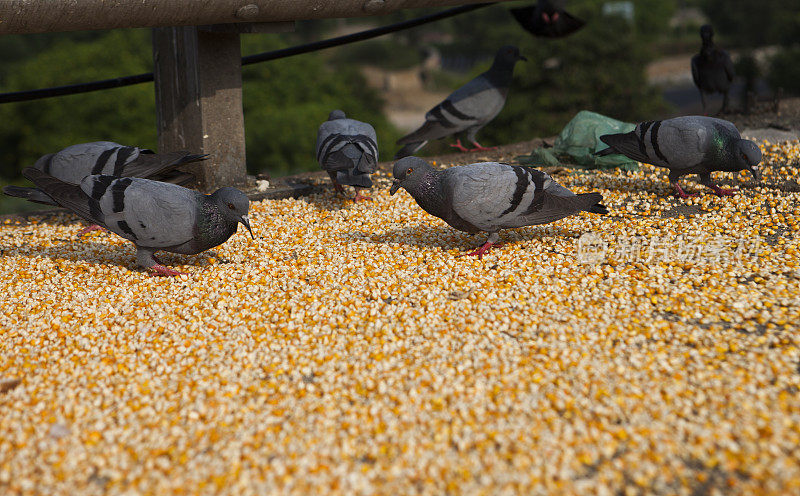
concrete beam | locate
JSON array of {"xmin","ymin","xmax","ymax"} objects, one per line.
[{"xmin": 0, "ymin": 1, "xmax": 497, "ymax": 35}]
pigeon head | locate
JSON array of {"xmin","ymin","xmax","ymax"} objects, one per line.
[
  {"xmin": 211, "ymin": 187, "xmax": 254, "ymax": 238},
  {"xmin": 700, "ymin": 25, "xmax": 714, "ymax": 42},
  {"xmin": 736, "ymin": 139, "xmax": 762, "ymax": 181},
  {"xmin": 491, "ymin": 45, "xmax": 527, "ymax": 70},
  {"xmin": 328, "ymin": 109, "xmax": 346, "ymax": 121},
  {"xmin": 390, "ymin": 157, "xmax": 435, "ymax": 195}
]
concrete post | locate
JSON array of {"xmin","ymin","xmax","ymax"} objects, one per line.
[{"xmin": 153, "ymin": 26, "xmax": 247, "ymax": 191}]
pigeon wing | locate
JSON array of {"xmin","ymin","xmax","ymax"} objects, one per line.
[{"xmin": 85, "ymin": 177, "xmax": 198, "ymax": 248}]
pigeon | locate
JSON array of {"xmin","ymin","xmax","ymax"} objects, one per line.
[
  {"xmin": 22, "ymin": 167, "xmax": 253, "ymax": 276},
  {"xmin": 510, "ymin": 0, "xmax": 586, "ymax": 38},
  {"xmin": 596, "ymin": 116, "xmax": 761, "ymax": 198},
  {"xmin": 691, "ymin": 25, "xmax": 735, "ymax": 114},
  {"xmin": 3, "ymin": 141, "xmax": 205, "ymax": 207},
  {"xmin": 389, "ymin": 157, "xmax": 607, "ymax": 258},
  {"xmin": 316, "ymin": 110, "xmax": 379, "ymax": 202},
  {"xmin": 394, "ymin": 46, "xmax": 526, "ymax": 159}
]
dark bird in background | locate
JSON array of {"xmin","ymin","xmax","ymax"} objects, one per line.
[
  {"xmin": 691, "ymin": 25, "xmax": 735, "ymax": 115},
  {"xmin": 22, "ymin": 168, "xmax": 253, "ymax": 277},
  {"xmin": 316, "ymin": 110, "xmax": 378, "ymax": 202},
  {"xmin": 394, "ymin": 46, "xmax": 526, "ymax": 159},
  {"xmin": 3, "ymin": 141, "xmax": 205, "ymax": 234},
  {"xmin": 596, "ymin": 116, "xmax": 761, "ymax": 199},
  {"xmin": 510, "ymin": 0, "xmax": 586, "ymax": 38},
  {"xmin": 390, "ymin": 157, "xmax": 607, "ymax": 259}
]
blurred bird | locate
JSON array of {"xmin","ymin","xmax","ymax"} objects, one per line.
[
  {"xmin": 691, "ymin": 25, "xmax": 735, "ymax": 115},
  {"xmin": 316, "ymin": 110, "xmax": 378, "ymax": 202},
  {"xmin": 394, "ymin": 46, "xmax": 526, "ymax": 159},
  {"xmin": 23, "ymin": 168, "xmax": 253, "ymax": 276},
  {"xmin": 596, "ymin": 116, "xmax": 761, "ymax": 199},
  {"xmin": 510, "ymin": 0, "xmax": 585, "ymax": 38},
  {"xmin": 390, "ymin": 157, "xmax": 607, "ymax": 259}
]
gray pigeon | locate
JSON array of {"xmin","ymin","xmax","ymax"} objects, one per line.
[
  {"xmin": 510, "ymin": 0, "xmax": 586, "ymax": 38},
  {"xmin": 691, "ymin": 25, "xmax": 735, "ymax": 114},
  {"xmin": 394, "ymin": 46, "xmax": 526, "ymax": 159},
  {"xmin": 389, "ymin": 157, "xmax": 607, "ymax": 258},
  {"xmin": 596, "ymin": 116, "xmax": 761, "ymax": 198},
  {"xmin": 3, "ymin": 141, "xmax": 205, "ymax": 206},
  {"xmin": 23, "ymin": 167, "xmax": 253, "ymax": 276},
  {"xmin": 316, "ymin": 110, "xmax": 378, "ymax": 202}
]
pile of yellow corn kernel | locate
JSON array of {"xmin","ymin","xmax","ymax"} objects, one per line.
[{"xmin": 1, "ymin": 140, "xmax": 799, "ymax": 495}]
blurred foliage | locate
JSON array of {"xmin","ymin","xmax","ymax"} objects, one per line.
[
  {"xmin": 0, "ymin": 29, "xmax": 397, "ymax": 183},
  {"xmin": 0, "ymin": 30, "xmax": 157, "ymax": 179},
  {"xmin": 330, "ymin": 39, "xmax": 423, "ymax": 71},
  {"xmin": 698, "ymin": 0, "xmax": 800, "ymax": 47},
  {"xmin": 767, "ymin": 48, "xmax": 800, "ymax": 95}
]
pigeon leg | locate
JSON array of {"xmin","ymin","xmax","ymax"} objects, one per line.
[
  {"xmin": 699, "ymin": 173, "xmax": 737, "ymax": 196},
  {"xmin": 449, "ymin": 139, "xmax": 470, "ymax": 153},
  {"xmin": 138, "ymin": 249, "xmax": 187, "ymax": 277},
  {"xmin": 148, "ymin": 265, "xmax": 187, "ymax": 277},
  {"xmin": 707, "ymin": 184, "xmax": 737, "ymax": 196},
  {"xmin": 700, "ymin": 91, "xmax": 708, "ymax": 116},
  {"xmin": 76, "ymin": 224, "xmax": 107, "ymax": 237},
  {"xmin": 672, "ymin": 182, "xmax": 699, "ymax": 199},
  {"xmin": 352, "ymin": 188, "xmax": 372, "ymax": 202},
  {"xmin": 327, "ymin": 171, "xmax": 346, "ymax": 195},
  {"xmin": 721, "ymin": 91, "xmax": 731, "ymax": 114},
  {"xmin": 459, "ymin": 233, "xmax": 501, "ymax": 260},
  {"xmin": 468, "ymin": 140, "xmax": 498, "ymax": 152}
]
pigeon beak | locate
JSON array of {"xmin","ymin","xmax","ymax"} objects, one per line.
[
  {"xmin": 749, "ymin": 166, "xmax": 761, "ymax": 182},
  {"xmin": 389, "ymin": 180, "xmax": 401, "ymax": 196},
  {"xmin": 240, "ymin": 215, "xmax": 255, "ymax": 239}
]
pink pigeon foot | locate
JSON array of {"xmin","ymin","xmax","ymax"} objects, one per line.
[
  {"xmin": 449, "ymin": 139, "xmax": 470, "ymax": 153},
  {"xmin": 148, "ymin": 265, "xmax": 187, "ymax": 277},
  {"xmin": 709, "ymin": 184, "xmax": 737, "ymax": 197},
  {"xmin": 76, "ymin": 224, "xmax": 107, "ymax": 236},
  {"xmin": 468, "ymin": 141, "xmax": 498, "ymax": 152},
  {"xmin": 458, "ymin": 241, "xmax": 500, "ymax": 260},
  {"xmin": 352, "ymin": 191, "xmax": 372, "ymax": 202},
  {"xmin": 672, "ymin": 182, "xmax": 699, "ymax": 199}
]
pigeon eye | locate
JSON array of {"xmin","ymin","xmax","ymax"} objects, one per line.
[
  {"xmin": 227, "ymin": 202, "xmax": 235, "ymax": 210},
  {"xmin": 407, "ymin": 168, "xmax": 414, "ymax": 174}
]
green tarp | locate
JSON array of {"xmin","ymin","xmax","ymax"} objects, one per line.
[{"xmin": 518, "ymin": 110, "xmax": 639, "ymax": 170}]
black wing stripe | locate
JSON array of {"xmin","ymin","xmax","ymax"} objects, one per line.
[
  {"xmin": 91, "ymin": 148, "xmax": 118, "ymax": 175},
  {"xmin": 117, "ymin": 220, "xmax": 137, "ymax": 239},
  {"xmin": 111, "ymin": 178, "xmax": 132, "ymax": 213},
  {"xmin": 650, "ymin": 120, "xmax": 669, "ymax": 164},
  {"xmin": 41, "ymin": 154, "xmax": 54, "ymax": 175},
  {"xmin": 89, "ymin": 175, "xmax": 115, "ymax": 201},
  {"xmin": 316, "ymin": 133, "xmax": 342, "ymax": 162},
  {"xmin": 441, "ymin": 100, "xmax": 477, "ymax": 122},
  {"xmin": 500, "ymin": 167, "xmax": 531, "ymax": 217},
  {"xmin": 429, "ymin": 106, "xmax": 457, "ymax": 128},
  {"xmin": 523, "ymin": 171, "xmax": 547, "ymax": 215},
  {"xmin": 112, "ymin": 147, "xmax": 136, "ymax": 176},
  {"xmin": 638, "ymin": 121, "xmax": 653, "ymax": 158}
]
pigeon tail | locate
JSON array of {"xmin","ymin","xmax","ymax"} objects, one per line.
[
  {"xmin": 119, "ymin": 152, "xmax": 207, "ymax": 182},
  {"xmin": 589, "ymin": 203, "xmax": 609, "ymax": 215},
  {"xmin": 2, "ymin": 185, "xmax": 57, "ymax": 206},
  {"xmin": 394, "ymin": 141, "xmax": 428, "ymax": 159},
  {"xmin": 597, "ymin": 132, "xmax": 650, "ymax": 164}
]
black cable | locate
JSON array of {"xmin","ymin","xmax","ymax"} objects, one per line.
[{"xmin": 0, "ymin": 2, "xmax": 492, "ymax": 105}]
